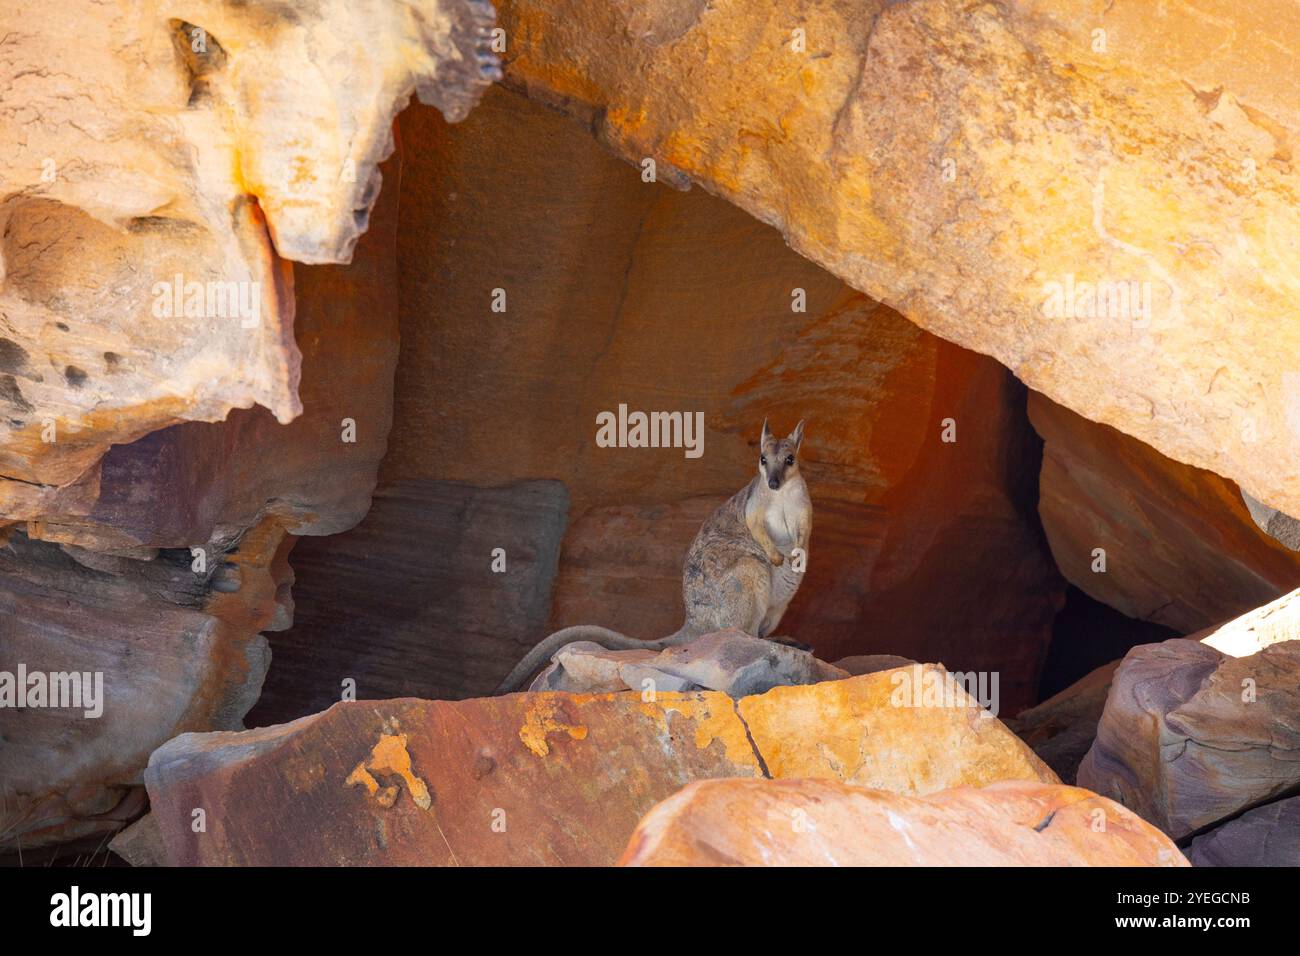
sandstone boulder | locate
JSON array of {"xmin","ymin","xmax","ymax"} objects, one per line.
[
  {"xmin": 1, "ymin": 158, "xmax": 404, "ymax": 849},
  {"xmin": 144, "ymin": 667, "xmax": 1054, "ymax": 864},
  {"xmin": 0, "ymin": 521, "xmax": 289, "ymax": 849},
  {"xmin": 0, "ymin": 0, "xmax": 495, "ymax": 500},
  {"xmin": 1197, "ymin": 587, "xmax": 1300, "ymax": 657},
  {"xmin": 530, "ymin": 643, "xmax": 664, "ymax": 694},
  {"xmin": 8, "ymin": 156, "xmax": 402, "ymax": 553},
  {"xmin": 619, "ymin": 779, "xmax": 1188, "ymax": 867},
  {"xmin": 1029, "ymin": 392, "xmax": 1300, "ymax": 634},
  {"xmin": 737, "ymin": 664, "xmax": 1058, "ymax": 793},
  {"xmin": 1079, "ymin": 592, "xmax": 1300, "ymax": 838},
  {"xmin": 498, "ymin": 0, "xmax": 1300, "ymax": 519},
  {"xmin": 148, "ymin": 692, "xmax": 764, "ymax": 865},
  {"xmin": 107, "ymin": 813, "xmax": 167, "ymax": 868},
  {"xmin": 1241, "ymin": 491, "xmax": 1300, "ymax": 551}
]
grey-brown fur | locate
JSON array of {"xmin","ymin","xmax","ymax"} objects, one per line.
[{"xmin": 494, "ymin": 419, "xmax": 812, "ymax": 694}]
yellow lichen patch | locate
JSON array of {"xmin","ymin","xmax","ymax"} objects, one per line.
[
  {"xmin": 638, "ymin": 693, "xmax": 761, "ymax": 770},
  {"xmin": 518, "ymin": 696, "xmax": 589, "ymax": 757},
  {"xmin": 345, "ymin": 722, "xmax": 432, "ymax": 810},
  {"xmin": 345, "ymin": 764, "xmax": 399, "ymax": 807}
]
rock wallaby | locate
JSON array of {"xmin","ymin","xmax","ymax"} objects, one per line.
[{"xmin": 494, "ymin": 418, "xmax": 812, "ymax": 694}]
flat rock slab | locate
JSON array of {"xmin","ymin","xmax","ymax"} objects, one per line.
[
  {"xmin": 619, "ymin": 779, "xmax": 1189, "ymax": 867},
  {"xmin": 144, "ymin": 665, "xmax": 1056, "ymax": 865},
  {"xmin": 147, "ymin": 692, "xmax": 761, "ymax": 866},
  {"xmin": 737, "ymin": 663, "xmax": 1057, "ymax": 794},
  {"xmin": 833, "ymin": 654, "xmax": 916, "ymax": 676}
]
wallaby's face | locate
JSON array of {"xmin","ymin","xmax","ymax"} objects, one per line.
[{"xmin": 758, "ymin": 418, "xmax": 806, "ymax": 491}]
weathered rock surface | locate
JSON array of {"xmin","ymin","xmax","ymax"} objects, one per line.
[
  {"xmin": 529, "ymin": 643, "xmax": 662, "ymax": 695},
  {"xmin": 6, "ymin": 156, "xmax": 402, "ymax": 553},
  {"xmin": 1079, "ymin": 592, "xmax": 1300, "ymax": 839},
  {"xmin": 1187, "ymin": 796, "xmax": 1300, "ymax": 867},
  {"xmin": 529, "ymin": 629, "xmax": 848, "ymax": 696},
  {"xmin": 1006, "ymin": 661, "xmax": 1119, "ymax": 785},
  {"xmin": 0, "ymin": 154, "xmax": 405, "ymax": 849},
  {"xmin": 0, "ymin": 0, "xmax": 495, "ymax": 500},
  {"xmin": 248, "ymin": 479, "xmax": 569, "ymax": 723},
  {"xmin": 619, "ymin": 779, "xmax": 1188, "ymax": 867},
  {"xmin": 370, "ymin": 87, "xmax": 1063, "ymax": 714},
  {"xmin": 1029, "ymin": 393, "xmax": 1300, "ymax": 634},
  {"xmin": 144, "ymin": 667, "xmax": 1053, "ymax": 864},
  {"xmin": 1241, "ymin": 491, "xmax": 1300, "ymax": 551},
  {"xmin": 149, "ymin": 692, "xmax": 764, "ymax": 865},
  {"xmin": 498, "ymin": 0, "xmax": 1300, "ymax": 519},
  {"xmin": 0, "ymin": 520, "xmax": 290, "ymax": 849},
  {"xmin": 107, "ymin": 813, "xmax": 167, "ymax": 868},
  {"xmin": 1197, "ymin": 587, "xmax": 1300, "ymax": 658},
  {"xmin": 737, "ymin": 664, "xmax": 1057, "ymax": 793}
]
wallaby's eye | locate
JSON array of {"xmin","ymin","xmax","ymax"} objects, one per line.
[
  {"xmin": 785, "ymin": 455, "xmax": 795, "ymax": 466},
  {"xmin": 760, "ymin": 456, "xmax": 767, "ymax": 466}
]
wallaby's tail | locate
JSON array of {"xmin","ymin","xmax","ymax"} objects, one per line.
[{"xmin": 494, "ymin": 624, "xmax": 692, "ymax": 695}]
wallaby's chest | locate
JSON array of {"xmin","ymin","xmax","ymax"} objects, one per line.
[{"xmin": 764, "ymin": 489, "xmax": 807, "ymax": 552}]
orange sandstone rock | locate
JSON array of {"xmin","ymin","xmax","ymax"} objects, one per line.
[
  {"xmin": 619, "ymin": 778, "xmax": 1189, "ymax": 867},
  {"xmin": 497, "ymin": 0, "xmax": 1300, "ymax": 519},
  {"xmin": 1029, "ymin": 392, "xmax": 1300, "ymax": 634},
  {"xmin": 142, "ymin": 670, "xmax": 1057, "ymax": 864},
  {"xmin": 382, "ymin": 88, "xmax": 1063, "ymax": 709},
  {"xmin": 0, "ymin": 0, "xmax": 495, "ymax": 498},
  {"xmin": 738, "ymin": 664, "xmax": 1059, "ymax": 793}
]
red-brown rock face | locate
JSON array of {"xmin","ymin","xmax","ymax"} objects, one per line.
[
  {"xmin": 144, "ymin": 669, "xmax": 1054, "ymax": 865},
  {"xmin": 495, "ymin": 0, "xmax": 1300, "ymax": 521},
  {"xmin": 1030, "ymin": 393, "xmax": 1300, "ymax": 635},
  {"xmin": 1, "ymin": 156, "xmax": 401, "ymax": 851},
  {"xmin": 262, "ymin": 86, "xmax": 1063, "ymax": 712},
  {"xmin": 7, "ymin": 0, "xmax": 1297, "ymax": 873}
]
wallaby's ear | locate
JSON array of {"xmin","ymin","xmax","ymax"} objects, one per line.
[
  {"xmin": 790, "ymin": 419, "xmax": 806, "ymax": 451},
  {"xmin": 761, "ymin": 417, "xmax": 772, "ymax": 447}
]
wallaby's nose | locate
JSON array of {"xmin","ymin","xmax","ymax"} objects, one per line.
[{"xmin": 768, "ymin": 477, "xmax": 780, "ymax": 490}]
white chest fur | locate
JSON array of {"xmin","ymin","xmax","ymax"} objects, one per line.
[{"xmin": 764, "ymin": 482, "xmax": 808, "ymax": 554}]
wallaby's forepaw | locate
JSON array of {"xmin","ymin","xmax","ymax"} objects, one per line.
[{"xmin": 767, "ymin": 549, "xmax": 784, "ymax": 567}]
